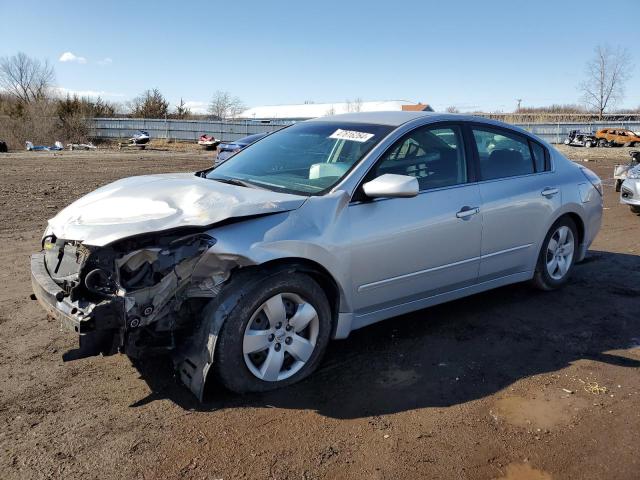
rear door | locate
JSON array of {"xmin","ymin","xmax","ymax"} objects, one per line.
[{"xmin": 469, "ymin": 124, "xmax": 560, "ymax": 281}]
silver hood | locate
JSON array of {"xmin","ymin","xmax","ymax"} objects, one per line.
[{"xmin": 47, "ymin": 173, "xmax": 307, "ymax": 246}]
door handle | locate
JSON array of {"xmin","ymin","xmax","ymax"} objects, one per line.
[
  {"xmin": 456, "ymin": 206, "xmax": 480, "ymax": 219},
  {"xmin": 541, "ymin": 187, "xmax": 559, "ymax": 197}
]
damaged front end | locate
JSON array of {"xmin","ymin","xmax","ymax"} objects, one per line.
[{"xmin": 31, "ymin": 230, "xmax": 219, "ymax": 362}]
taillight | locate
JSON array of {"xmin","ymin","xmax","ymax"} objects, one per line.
[{"xmin": 580, "ymin": 167, "xmax": 602, "ymax": 196}]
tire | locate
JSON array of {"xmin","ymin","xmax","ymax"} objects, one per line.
[
  {"xmin": 584, "ymin": 140, "xmax": 593, "ymax": 148},
  {"xmin": 631, "ymin": 205, "xmax": 640, "ymax": 215},
  {"xmin": 214, "ymin": 270, "xmax": 332, "ymax": 393},
  {"xmin": 615, "ymin": 179, "xmax": 623, "ymax": 192},
  {"xmin": 531, "ymin": 217, "xmax": 578, "ymax": 291},
  {"xmin": 598, "ymin": 139, "xmax": 607, "ymax": 148}
]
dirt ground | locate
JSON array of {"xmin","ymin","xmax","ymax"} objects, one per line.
[{"xmin": 0, "ymin": 145, "xmax": 639, "ymax": 480}]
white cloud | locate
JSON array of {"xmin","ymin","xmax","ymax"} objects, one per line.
[
  {"xmin": 59, "ymin": 51, "xmax": 87, "ymax": 64},
  {"xmin": 183, "ymin": 101, "xmax": 209, "ymax": 114},
  {"xmin": 54, "ymin": 87, "xmax": 126, "ymax": 99},
  {"xmin": 97, "ymin": 57, "xmax": 113, "ymax": 66}
]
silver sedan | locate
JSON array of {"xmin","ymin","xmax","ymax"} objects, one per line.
[{"xmin": 31, "ymin": 112, "xmax": 603, "ymax": 399}]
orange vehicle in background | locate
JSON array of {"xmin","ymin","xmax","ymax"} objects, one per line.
[{"xmin": 595, "ymin": 128, "xmax": 640, "ymax": 147}]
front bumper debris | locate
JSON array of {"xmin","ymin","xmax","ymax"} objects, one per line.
[{"xmin": 31, "ymin": 252, "xmax": 122, "ymax": 359}]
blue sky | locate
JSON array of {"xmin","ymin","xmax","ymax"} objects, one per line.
[{"xmin": 1, "ymin": 0, "xmax": 638, "ymax": 113}]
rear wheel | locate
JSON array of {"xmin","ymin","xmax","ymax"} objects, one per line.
[
  {"xmin": 214, "ymin": 271, "xmax": 332, "ymax": 393},
  {"xmin": 584, "ymin": 140, "xmax": 593, "ymax": 148},
  {"xmin": 630, "ymin": 205, "xmax": 640, "ymax": 215},
  {"xmin": 532, "ymin": 217, "xmax": 578, "ymax": 291},
  {"xmin": 615, "ymin": 179, "xmax": 623, "ymax": 192},
  {"xmin": 598, "ymin": 139, "xmax": 607, "ymax": 148}
]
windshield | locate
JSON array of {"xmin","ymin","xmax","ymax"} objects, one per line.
[{"xmin": 207, "ymin": 121, "xmax": 394, "ymax": 195}]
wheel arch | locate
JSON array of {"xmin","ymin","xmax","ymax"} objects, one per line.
[{"xmin": 242, "ymin": 257, "xmax": 343, "ymax": 336}]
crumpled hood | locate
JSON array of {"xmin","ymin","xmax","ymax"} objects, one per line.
[{"xmin": 48, "ymin": 173, "xmax": 307, "ymax": 246}]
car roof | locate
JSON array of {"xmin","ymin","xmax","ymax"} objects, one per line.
[
  {"xmin": 311, "ymin": 111, "xmax": 447, "ymax": 126},
  {"xmin": 308, "ymin": 111, "xmax": 536, "ymax": 138}
]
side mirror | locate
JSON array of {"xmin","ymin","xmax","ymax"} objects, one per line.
[{"xmin": 362, "ymin": 173, "xmax": 419, "ymax": 199}]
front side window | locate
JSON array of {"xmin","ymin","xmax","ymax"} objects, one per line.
[
  {"xmin": 371, "ymin": 125, "xmax": 468, "ymax": 190},
  {"xmin": 472, "ymin": 127, "xmax": 535, "ymax": 180},
  {"xmin": 208, "ymin": 122, "xmax": 393, "ymax": 195}
]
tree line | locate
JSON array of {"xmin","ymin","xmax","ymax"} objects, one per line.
[
  {"xmin": 0, "ymin": 45, "xmax": 636, "ymax": 147},
  {"xmin": 0, "ymin": 52, "xmax": 247, "ymax": 147}
]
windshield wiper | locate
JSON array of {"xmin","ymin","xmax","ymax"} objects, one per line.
[{"xmin": 210, "ymin": 177, "xmax": 263, "ymax": 189}]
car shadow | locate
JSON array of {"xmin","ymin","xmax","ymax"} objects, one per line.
[{"xmin": 130, "ymin": 250, "xmax": 640, "ymax": 418}]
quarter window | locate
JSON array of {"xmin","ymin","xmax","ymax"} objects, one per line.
[
  {"xmin": 372, "ymin": 125, "xmax": 467, "ymax": 190},
  {"xmin": 529, "ymin": 141, "xmax": 547, "ymax": 172},
  {"xmin": 472, "ymin": 128, "xmax": 535, "ymax": 180}
]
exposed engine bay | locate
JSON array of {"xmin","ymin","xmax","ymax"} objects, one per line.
[{"xmin": 42, "ymin": 230, "xmax": 220, "ymax": 361}]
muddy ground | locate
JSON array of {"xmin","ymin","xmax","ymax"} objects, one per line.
[{"xmin": 0, "ymin": 145, "xmax": 638, "ymax": 480}]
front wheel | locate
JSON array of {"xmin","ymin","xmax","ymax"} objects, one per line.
[
  {"xmin": 598, "ymin": 139, "xmax": 607, "ymax": 148},
  {"xmin": 214, "ymin": 271, "xmax": 332, "ymax": 393},
  {"xmin": 584, "ymin": 140, "xmax": 593, "ymax": 148},
  {"xmin": 531, "ymin": 217, "xmax": 578, "ymax": 291},
  {"xmin": 630, "ymin": 205, "xmax": 640, "ymax": 215}
]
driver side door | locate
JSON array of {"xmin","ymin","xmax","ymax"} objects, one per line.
[{"xmin": 347, "ymin": 123, "xmax": 482, "ymax": 327}]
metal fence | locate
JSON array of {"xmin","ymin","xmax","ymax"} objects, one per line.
[
  {"xmin": 87, "ymin": 117, "xmax": 640, "ymax": 145},
  {"xmin": 87, "ymin": 118, "xmax": 293, "ymax": 142},
  {"xmin": 513, "ymin": 121, "xmax": 640, "ymax": 144}
]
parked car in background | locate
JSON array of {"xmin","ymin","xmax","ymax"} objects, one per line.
[
  {"xmin": 614, "ymin": 150, "xmax": 640, "ymax": 192},
  {"xmin": 215, "ymin": 132, "xmax": 269, "ymax": 165},
  {"xmin": 563, "ymin": 130, "xmax": 597, "ymax": 148},
  {"xmin": 31, "ymin": 112, "xmax": 602, "ymax": 400},
  {"xmin": 620, "ymin": 155, "xmax": 640, "ymax": 213},
  {"xmin": 595, "ymin": 128, "xmax": 640, "ymax": 147}
]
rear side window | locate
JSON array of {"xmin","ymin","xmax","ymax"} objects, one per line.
[
  {"xmin": 529, "ymin": 141, "xmax": 547, "ymax": 172},
  {"xmin": 472, "ymin": 127, "xmax": 535, "ymax": 180}
]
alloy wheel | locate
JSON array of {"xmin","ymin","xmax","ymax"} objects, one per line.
[
  {"xmin": 242, "ymin": 293, "xmax": 319, "ymax": 382},
  {"xmin": 545, "ymin": 226, "xmax": 575, "ymax": 280}
]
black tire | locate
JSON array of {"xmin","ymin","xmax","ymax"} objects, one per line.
[
  {"xmin": 214, "ymin": 270, "xmax": 332, "ymax": 393},
  {"xmin": 615, "ymin": 179, "xmax": 623, "ymax": 192},
  {"xmin": 531, "ymin": 217, "xmax": 578, "ymax": 291},
  {"xmin": 630, "ymin": 205, "xmax": 640, "ymax": 215},
  {"xmin": 584, "ymin": 140, "xmax": 593, "ymax": 148},
  {"xmin": 598, "ymin": 139, "xmax": 607, "ymax": 148}
]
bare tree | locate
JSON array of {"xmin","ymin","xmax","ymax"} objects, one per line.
[
  {"xmin": 208, "ymin": 90, "xmax": 245, "ymax": 120},
  {"xmin": 0, "ymin": 52, "xmax": 55, "ymax": 104},
  {"xmin": 445, "ymin": 106, "xmax": 460, "ymax": 113},
  {"xmin": 129, "ymin": 88, "xmax": 169, "ymax": 118},
  {"xmin": 580, "ymin": 45, "xmax": 632, "ymax": 118},
  {"xmin": 172, "ymin": 98, "xmax": 191, "ymax": 119},
  {"xmin": 345, "ymin": 98, "xmax": 363, "ymax": 113}
]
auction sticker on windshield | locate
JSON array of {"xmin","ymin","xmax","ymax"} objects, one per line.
[{"xmin": 329, "ymin": 129, "xmax": 375, "ymax": 142}]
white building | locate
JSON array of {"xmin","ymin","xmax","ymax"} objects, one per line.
[{"xmin": 239, "ymin": 100, "xmax": 432, "ymax": 120}]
